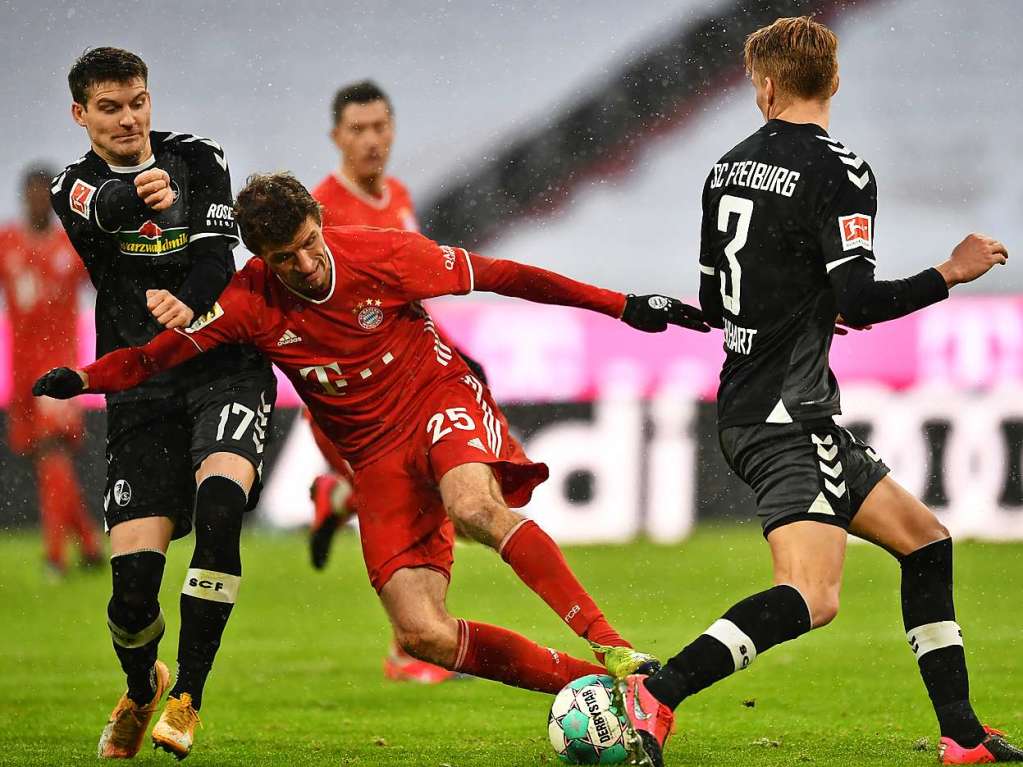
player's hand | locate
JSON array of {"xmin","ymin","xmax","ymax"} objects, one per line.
[
  {"xmin": 146, "ymin": 289, "xmax": 195, "ymax": 329},
  {"xmin": 937, "ymin": 233, "xmax": 1009, "ymax": 288},
  {"xmin": 135, "ymin": 168, "xmax": 176, "ymax": 211},
  {"xmin": 621, "ymin": 294, "xmax": 710, "ymax": 333},
  {"xmin": 32, "ymin": 368, "xmax": 87, "ymax": 399},
  {"xmin": 834, "ymin": 314, "xmax": 872, "ymax": 336}
]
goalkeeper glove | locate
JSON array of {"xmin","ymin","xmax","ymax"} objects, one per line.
[
  {"xmin": 32, "ymin": 368, "xmax": 86, "ymax": 399},
  {"xmin": 621, "ymin": 294, "xmax": 710, "ymax": 333}
]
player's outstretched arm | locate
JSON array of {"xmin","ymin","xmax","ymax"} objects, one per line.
[
  {"xmin": 32, "ymin": 329, "xmax": 203, "ymax": 398},
  {"xmin": 830, "ymin": 233, "xmax": 1008, "ymax": 327},
  {"xmin": 469, "ymin": 255, "xmax": 709, "ymax": 333}
]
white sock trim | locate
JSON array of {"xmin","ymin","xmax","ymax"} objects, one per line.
[
  {"xmin": 182, "ymin": 568, "xmax": 241, "ymax": 604},
  {"xmin": 703, "ymin": 618, "xmax": 757, "ymax": 672},
  {"xmin": 110, "ymin": 547, "xmax": 166, "ymax": 561},
  {"xmin": 197, "ymin": 472, "xmax": 250, "ymax": 498},
  {"xmin": 454, "ymin": 619, "xmax": 470, "ymax": 670},
  {"xmin": 907, "ymin": 620, "xmax": 963, "ymax": 660},
  {"xmin": 497, "ymin": 519, "xmax": 530, "ymax": 556},
  {"xmin": 109, "ymin": 610, "xmax": 165, "ymax": 649}
]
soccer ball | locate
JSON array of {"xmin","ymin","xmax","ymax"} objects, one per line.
[{"xmin": 548, "ymin": 674, "xmax": 629, "ymax": 764}]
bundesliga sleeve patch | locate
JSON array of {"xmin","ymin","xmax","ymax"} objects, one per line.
[
  {"xmin": 69, "ymin": 179, "xmax": 97, "ymax": 220},
  {"xmin": 184, "ymin": 302, "xmax": 224, "ymax": 334},
  {"xmin": 838, "ymin": 213, "xmax": 872, "ymax": 252}
]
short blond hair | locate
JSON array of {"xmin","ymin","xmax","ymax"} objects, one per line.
[{"xmin": 744, "ymin": 16, "xmax": 838, "ymax": 101}]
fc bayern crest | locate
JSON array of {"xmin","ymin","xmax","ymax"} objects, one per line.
[{"xmin": 354, "ymin": 299, "xmax": 384, "ymax": 330}]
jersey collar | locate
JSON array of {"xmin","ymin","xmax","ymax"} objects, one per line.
[
  {"xmin": 333, "ymin": 170, "xmax": 391, "ymax": 210},
  {"xmin": 764, "ymin": 119, "xmax": 828, "ymax": 136},
  {"xmin": 105, "ymin": 154, "xmax": 157, "ymax": 174},
  {"xmin": 275, "ymin": 244, "xmax": 337, "ymax": 305}
]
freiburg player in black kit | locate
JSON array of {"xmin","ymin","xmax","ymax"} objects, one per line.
[
  {"xmin": 610, "ymin": 17, "xmax": 1019, "ymax": 767},
  {"xmin": 50, "ymin": 48, "xmax": 276, "ymax": 759}
]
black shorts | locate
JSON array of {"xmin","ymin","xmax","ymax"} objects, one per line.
[
  {"xmin": 719, "ymin": 418, "xmax": 889, "ymax": 537},
  {"xmin": 103, "ymin": 369, "xmax": 277, "ymax": 539}
]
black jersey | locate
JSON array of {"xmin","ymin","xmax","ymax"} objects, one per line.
[
  {"xmin": 698, "ymin": 119, "xmax": 883, "ymax": 428},
  {"xmin": 52, "ymin": 130, "xmax": 268, "ymax": 403}
]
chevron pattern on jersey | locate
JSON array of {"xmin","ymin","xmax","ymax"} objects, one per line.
[{"xmin": 816, "ymin": 135, "xmax": 870, "ymax": 189}]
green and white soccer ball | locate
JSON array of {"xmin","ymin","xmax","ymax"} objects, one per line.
[{"xmin": 548, "ymin": 674, "xmax": 629, "ymax": 764}]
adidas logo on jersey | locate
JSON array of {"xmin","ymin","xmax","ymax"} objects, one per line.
[
  {"xmin": 277, "ymin": 329, "xmax": 302, "ymax": 346},
  {"xmin": 467, "ymin": 437, "xmax": 487, "ymax": 453}
]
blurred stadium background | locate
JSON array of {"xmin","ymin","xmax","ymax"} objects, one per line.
[
  {"xmin": 2, "ymin": 0, "xmax": 1021, "ymax": 543},
  {"xmin": 2, "ymin": 2, "xmax": 1023, "ymax": 763}
]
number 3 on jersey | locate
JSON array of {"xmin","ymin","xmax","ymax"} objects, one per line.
[{"xmin": 717, "ymin": 194, "xmax": 754, "ymax": 315}]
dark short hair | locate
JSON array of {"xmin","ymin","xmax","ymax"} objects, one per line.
[
  {"xmin": 331, "ymin": 80, "xmax": 392, "ymax": 126},
  {"xmin": 235, "ymin": 172, "xmax": 322, "ymax": 255},
  {"xmin": 68, "ymin": 47, "xmax": 148, "ymax": 105},
  {"xmin": 22, "ymin": 164, "xmax": 56, "ymax": 192}
]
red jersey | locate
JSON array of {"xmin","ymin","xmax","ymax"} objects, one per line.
[
  {"xmin": 312, "ymin": 173, "xmax": 418, "ymax": 232},
  {"xmin": 83, "ymin": 226, "xmax": 625, "ymax": 468},
  {"xmin": 0, "ymin": 222, "xmax": 86, "ymax": 403}
]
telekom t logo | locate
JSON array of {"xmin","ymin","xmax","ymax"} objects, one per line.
[{"xmin": 299, "ymin": 362, "xmax": 348, "ymax": 395}]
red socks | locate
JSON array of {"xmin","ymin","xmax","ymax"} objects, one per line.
[
  {"xmin": 454, "ymin": 620, "xmax": 604, "ymax": 693},
  {"xmin": 499, "ymin": 520, "xmax": 628, "ymax": 649},
  {"xmin": 36, "ymin": 450, "xmax": 99, "ymax": 566}
]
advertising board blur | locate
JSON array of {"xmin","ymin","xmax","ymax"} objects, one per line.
[{"xmin": 2, "ymin": 297, "xmax": 1021, "ymax": 542}]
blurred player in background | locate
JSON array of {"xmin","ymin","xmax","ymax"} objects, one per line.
[
  {"xmin": 51, "ymin": 48, "xmax": 276, "ymax": 759},
  {"xmin": 612, "ymin": 17, "xmax": 1020, "ymax": 767},
  {"xmin": 309, "ymin": 80, "xmax": 486, "ymax": 683},
  {"xmin": 35, "ymin": 173, "xmax": 710, "ymax": 718},
  {"xmin": 0, "ymin": 165, "xmax": 101, "ymax": 576}
]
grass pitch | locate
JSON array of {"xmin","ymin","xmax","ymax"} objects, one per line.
[{"xmin": 1, "ymin": 525, "xmax": 1021, "ymax": 766}]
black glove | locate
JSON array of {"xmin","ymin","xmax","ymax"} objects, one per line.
[
  {"xmin": 32, "ymin": 367, "xmax": 86, "ymax": 399},
  {"xmin": 621, "ymin": 294, "xmax": 710, "ymax": 333}
]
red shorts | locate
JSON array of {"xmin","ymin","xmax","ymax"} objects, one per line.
[
  {"xmin": 6, "ymin": 396, "xmax": 83, "ymax": 455},
  {"xmin": 351, "ymin": 374, "xmax": 548, "ymax": 592}
]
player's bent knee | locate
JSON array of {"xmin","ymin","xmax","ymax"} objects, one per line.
[
  {"xmin": 445, "ymin": 494, "xmax": 506, "ymax": 543},
  {"xmin": 108, "ymin": 549, "xmax": 167, "ymax": 647}
]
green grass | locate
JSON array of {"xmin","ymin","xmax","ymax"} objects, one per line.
[{"xmin": 1, "ymin": 526, "xmax": 1021, "ymax": 766}]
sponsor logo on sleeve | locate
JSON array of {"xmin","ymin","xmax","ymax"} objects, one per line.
[
  {"xmin": 838, "ymin": 213, "xmax": 872, "ymax": 251},
  {"xmin": 69, "ymin": 179, "xmax": 97, "ymax": 219},
  {"xmin": 185, "ymin": 302, "xmax": 224, "ymax": 334},
  {"xmin": 440, "ymin": 245, "xmax": 457, "ymax": 271},
  {"xmin": 205, "ymin": 202, "xmax": 235, "ymax": 228}
]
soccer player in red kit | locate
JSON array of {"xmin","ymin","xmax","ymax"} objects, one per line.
[
  {"xmin": 37, "ymin": 172, "xmax": 709, "ymax": 718},
  {"xmin": 306, "ymin": 80, "xmax": 420, "ymax": 571},
  {"xmin": 0, "ymin": 165, "xmax": 101, "ymax": 575},
  {"xmin": 309, "ymin": 81, "xmax": 488, "ymax": 683}
]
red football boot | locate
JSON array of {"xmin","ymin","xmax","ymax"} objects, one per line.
[
  {"xmin": 614, "ymin": 674, "xmax": 674, "ymax": 767},
  {"xmin": 940, "ymin": 726, "xmax": 1023, "ymax": 764},
  {"xmin": 383, "ymin": 644, "xmax": 460, "ymax": 684}
]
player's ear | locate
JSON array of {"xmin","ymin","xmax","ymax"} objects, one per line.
[
  {"xmin": 71, "ymin": 102, "xmax": 87, "ymax": 127},
  {"xmin": 831, "ymin": 73, "xmax": 840, "ymax": 98}
]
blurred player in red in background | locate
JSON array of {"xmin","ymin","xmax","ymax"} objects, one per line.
[
  {"xmin": 36, "ymin": 173, "xmax": 710, "ymax": 726},
  {"xmin": 0, "ymin": 166, "xmax": 101, "ymax": 575},
  {"xmin": 309, "ymin": 81, "xmax": 487, "ymax": 684}
]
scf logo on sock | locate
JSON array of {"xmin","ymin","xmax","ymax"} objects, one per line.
[{"xmin": 188, "ymin": 577, "xmax": 226, "ymax": 592}]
